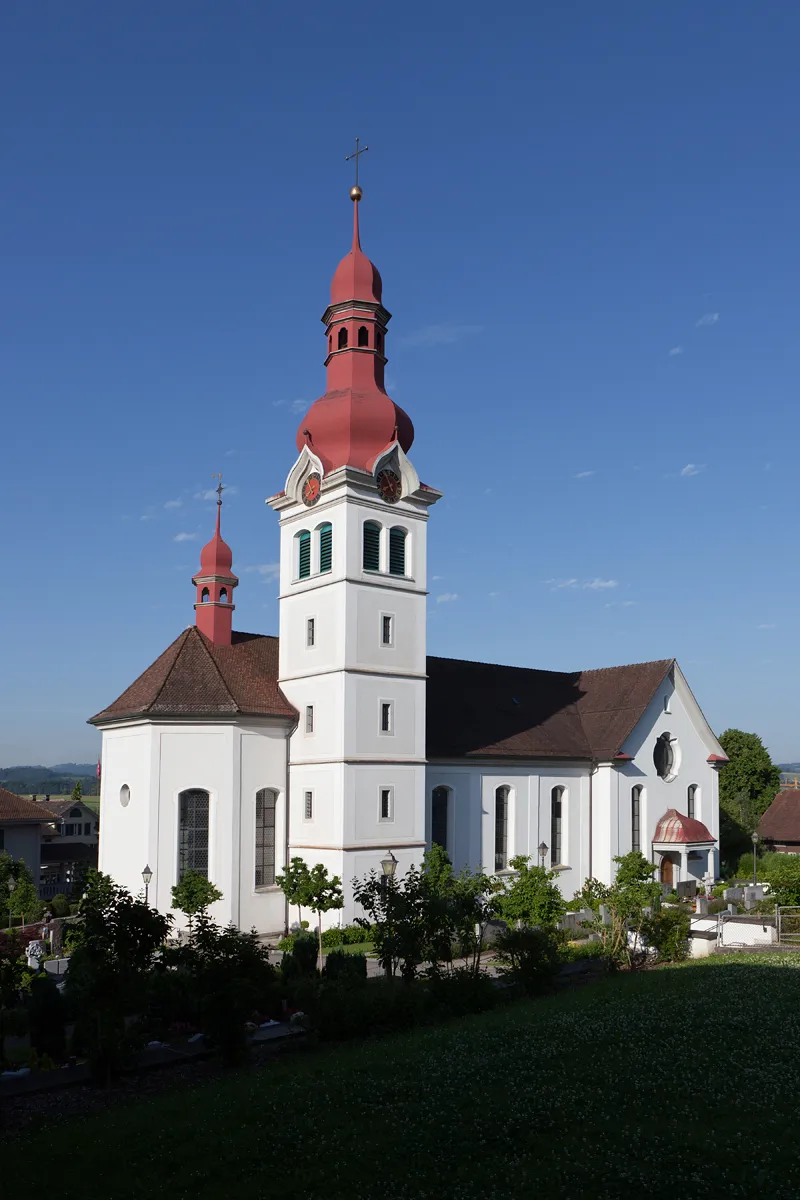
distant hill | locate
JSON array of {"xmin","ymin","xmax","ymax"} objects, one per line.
[
  {"xmin": 0, "ymin": 763, "xmax": 98, "ymax": 796},
  {"xmin": 779, "ymin": 764, "xmax": 800, "ymax": 773},
  {"xmin": 50, "ymin": 763, "xmax": 96, "ymax": 776}
]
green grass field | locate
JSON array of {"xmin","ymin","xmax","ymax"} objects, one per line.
[{"xmin": 5, "ymin": 955, "xmax": 800, "ymax": 1199}]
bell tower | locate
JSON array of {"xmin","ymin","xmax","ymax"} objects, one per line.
[
  {"xmin": 267, "ymin": 170, "xmax": 441, "ymax": 921},
  {"xmin": 193, "ymin": 478, "xmax": 238, "ymax": 646}
]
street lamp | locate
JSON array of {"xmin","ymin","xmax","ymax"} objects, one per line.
[
  {"xmin": 142, "ymin": 864, "xmax": 153, "ymax": 906},
  {"xmin": 380, "ymin": 851, "xmax": 398, "ymax": 980},
  {"xmin": 538, "ymin": 842, "xmax": 549, "ymax": 869},
  {"xmin": 751, "ymin": 832, "xmax": 759, "ymax": 888}
]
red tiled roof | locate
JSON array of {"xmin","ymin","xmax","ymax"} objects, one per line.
[
  {"xmin": 759, "ymin": 790, "xmax": 800, "ymax": 844},
  {"xmin": 653, "ymin": 808, "xmax": 715, "ymax": 844},
  {"xmin": 0, "ymin": 788, "xmax": 60, "ymax": 824},
  {"xmin": 89, "ymin": 628, "xmax": 297, "ymax": 725},
  {"xmin": 426, "ymin": 657, "xmax": 673, "ymax": 761}
]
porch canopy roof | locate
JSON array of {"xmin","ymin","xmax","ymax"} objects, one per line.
[{"xmin": 652, "ymin": 808, "xmax": 716, "ymax": 849}]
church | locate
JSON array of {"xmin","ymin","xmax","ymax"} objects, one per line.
[{"xmin": 90, "ymin": 182, "xmax": 725, "ymax": 934}]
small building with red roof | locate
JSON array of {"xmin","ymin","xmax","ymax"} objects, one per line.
[
  {"xmin": 758, "ymin": 789, "xmax": 800, "ymax": 854},
  {"xmin": 0, "ymin": 788, "xmax": 60, "ymax": 889}
]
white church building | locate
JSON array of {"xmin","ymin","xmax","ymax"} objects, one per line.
[{"xmin": 90, "ymin": 185, "xmax": 725, "ymax": 933}]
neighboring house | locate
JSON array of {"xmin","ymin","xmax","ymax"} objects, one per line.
[
  {"xmin": 0, "ymin": 788, "xmax": 60, "ymax": 889},
  {"xmin": 758, "ymin": 790, "xmax": 800, "ymax": 854},
  {"xmin": 39, "ymin": 798, "xmax": 99, "ymax": 898},
  {"xmin": 89, "ymin": 187, "xmax": 725, "ymax": 935}
]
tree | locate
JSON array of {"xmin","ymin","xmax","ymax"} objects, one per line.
[
  {"xmin": 496, "ymin": 856, "xmax": 566, "ymax": 930},
  {"xmin": 595, "ymin": 852, "xmax": 663, "ymax": 969},
  {"xmin": 171, "ymin": 870, "xmax": 223, "ymax": 937},
  {"xmin": 718, "ymin": 729, "xmax": 781, "ymax": 870},
  {"xmin": 276, "ymin": 857, "xmax": 312, "ymax": 929},
  {"xmin": 70, "ymin": 780, "xmax": 83, "ymax": 805},
  {"xmin": 7, "ymin": 863, "xmax": 42, "ymax": 928},
  {"xmin": 301, "ymin": 863, "xmax": 344, "ymax": 969}
]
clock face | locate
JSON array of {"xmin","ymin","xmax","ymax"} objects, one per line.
[
  {"xmin": 377, "ymin": 468, "xmax": 402, "ymax": 504},
  {"xmin": 302, "ymin": 473, "xmax": 321, "ymax": 507}
]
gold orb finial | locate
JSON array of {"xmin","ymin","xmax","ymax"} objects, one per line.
[{"xmin": 350, "ymin": 184, "xmax": 362, "ymax": 202}]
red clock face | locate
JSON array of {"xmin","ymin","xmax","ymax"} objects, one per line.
[
  {"xmin": 302, "ymin": 474, "xmax": 321, "ymax": 507},
  {"xmin": 377, "ymin": 469, "xmax": 401, "ymax": 504}
]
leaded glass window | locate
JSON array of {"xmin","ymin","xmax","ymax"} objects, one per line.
[
  {"xmin": 255, "ymin": 788, "xmax": 277, "ymax": 888},
  {"xmin": 178, "ymin": 789, "xmax": 210, "ymax": 880}
]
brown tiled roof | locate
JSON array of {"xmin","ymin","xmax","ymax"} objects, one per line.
[
  {"xmin": 758, "ymin": 790, "xmax": 800, "ymax": 844},
  {"xmin": 426, "ymin": 656, "xmax": 673, "ymax": 761},
  {"xmin": 89, "ymin": 628, "xmax": 297, "ymax": 725},
  {"xmin": 0, "ymin": 788, "xmax": 60, "ymax": 824}
]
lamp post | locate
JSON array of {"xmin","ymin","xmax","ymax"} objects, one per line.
[
  {"xmin": 142, "ymin": 864, "xmax": 153, "ymax": 907},
  {"xmin": 380, "ymin": 851, "xmax": 398, "ymax": 979},
  {"xmin": 538, "ymin": 842, "xmax": 548, "ymax": 869},
  {"xmin": 751, "ymin": 832, "xmax": 759, "ymax": 889}
]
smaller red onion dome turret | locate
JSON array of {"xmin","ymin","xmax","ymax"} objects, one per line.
[{"xmin": 192, "ymin": 494, "xmax": 238, "ymax": 646}]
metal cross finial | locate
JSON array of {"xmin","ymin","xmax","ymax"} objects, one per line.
[
  {"xmin": 212, "ymin": 472, "xmax": 225, "ymax": 506},
  {"xmin": 345, "ymin": 137, "xmax": 369, "ymax": 188}
]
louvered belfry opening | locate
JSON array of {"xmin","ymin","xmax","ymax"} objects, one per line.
[
  {"xmin": 319, "ymin": 522, "xmax": 333, "ymax": 573},
  {"xmin": 255, "ymin": 788, "xmax": 277, "ymax": 887},
  {"xmin": 298, "ymin": 530, "xmax": 311, "ymax": 579},
  {"xmin": 363, "ymin": 521, "xmax": 381, "ymax": 571},
  {"xmin": 389, "ymin": 527, "xmax": 406, "ymax": 576},
  {"xmin": 178, "ymin": 789, "xmax": 210, "ymax": 880}
]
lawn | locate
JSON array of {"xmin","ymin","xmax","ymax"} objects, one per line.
[{"xmin": 5, "ymin": 955, "xmax": 800, "ymax": 1199}]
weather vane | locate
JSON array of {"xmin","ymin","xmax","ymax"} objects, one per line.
[
  {"xmin": 345, "ymin": 136, "xmax": 368, "ymax": 200},
  {"xmin": 212, "ymin": 472, "xmax": 225, "ymax": 506}
]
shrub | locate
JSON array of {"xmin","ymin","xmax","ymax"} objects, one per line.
[
  {"xmin": 424, "ymin": 968, "xmax": 496, "ymax": 1016},
  {"xmin": 641, "ymin": 907, "xmax": 690, "ymax": 963},
  {"xmin": 27, "ymin": 974, "xmax": 66, "ymax": 1062},
  {"xmin": 324, "ymin": 950, "xmax": 367, "ymax": 984},
  {"xmin": 496, "ymin": 857, "xmax": 566, "ymax": 930},
  {"xmin": 663, "ymin": 893, "xmax": 680, "ymax": 904},
  {"xmin": 281, "ymin": 930, "xmax": 318, "ymax": 980},
  {"xmin": 493, "ymin": 927, "xmax": 562, "ymax": 995},
  {"xmin": 49, "ymin": 894, "xmax": 70, "ymax": 918},
  {"xmin": 560, "ymin": 939, "xmax": 605, "ymax": 963},
  {"xmin": 320, "ymin": 926, "xmax": 344, "ymax": 948}
]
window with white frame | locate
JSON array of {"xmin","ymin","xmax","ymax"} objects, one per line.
[
  {"xmin": 381, "ymin": 613, "xmax": 394, "ymax": 646},
  {"xmin": 296, "ymin": 530, "xmax": 311, "ymax": 580},
  {"xmin": 631, "ymin": 785, "xmax": 642, "ymax": 853},
  {"xmin": 550, "ymin": 786, "xmax": 564, "ymax": 866},
  {"xmin": 305, "ymin": 705, "xmax": 314, "ymax": 734},
  {"xmin": 379, "ymin": 787, "xmax": 394, "ymax": 821},
  {"xmin": 495, "ymin": 786, "xmax": 509, "ymax": 871},
  {"xmin": 687, "ymin": 784, "xmax": 697, "ymax": 820},
  {"xmin": 380, "ymin": 701, "xmax": 393, "ymax": 734},
  {"xmin": 363, "ymin": 521, "xmax": 381, "ymax": 571},
  {"xmin": 304, "ymin": 790, "xmax": 313, "ymax": 820},
  {"xmin": 306, "ymin": 617, "xmax": 315, "ymax": 648}
]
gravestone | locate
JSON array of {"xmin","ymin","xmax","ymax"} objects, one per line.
[
  {"xmin": 677, "ymin": 880, "xmax": 697, "ymax": 900},
  {"xmin": 25, "ymin": 940, "xmax": 45, "ymax": 971},
  {"xmin": 599, "ymin": 904, "xmax": 611, "ymax": 926},
  {"xmin": 696, "ymin": 896, "xmax": 709, "ymax": 915},
  {"xmin": 724, "ymin": 887, "xmax": 743, "ymax": 903},
  {"xmin": 482, "ymin": 919, "xmax": 508, "ymax": 946}
]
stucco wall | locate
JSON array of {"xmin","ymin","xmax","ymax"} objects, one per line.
[{"xmin": 2, "ymin": 823, "xmax": 42, "ymax": 886}]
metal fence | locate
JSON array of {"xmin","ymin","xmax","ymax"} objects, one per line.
[
  {"xmin": 777, "ymin": 906, "xmax": 800, "ymax": 944},
  {"xmin": 716, "ymin": 912, "xmax": 778, "ymax": 949}
]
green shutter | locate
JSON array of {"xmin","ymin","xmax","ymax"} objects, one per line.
[
  {"xmin": 319, "ymin": 523, "xmax": 332, "ymax": 573},
  {"xmin": 389, "ymin": 527, "xmax": 406, "ymax": 576},
  {"xmin": 298, "ymin": 530, "xmax": 311, "ymax": 579},
  {"xmin": 363, "ymin": 522, "xmax": 381, "ymax": 571}
]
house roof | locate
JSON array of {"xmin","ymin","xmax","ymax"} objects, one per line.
[
  {"xmin": 653, "ymin": 808, "xmax": 716, "ymax": 845},
  {"xmin": 89, "ymin": 628, "xmax": 297, "ymax": 725},
  {"xmin": 425, "ymin": 656, "xmax": 673, "ymax": 761},
  {"xmin": 0, "ymin": 788, "xmax": 60, "ymax": 825},
  {"xmin": 759, "ymin": 790, "xmax": 800, "ymax": 843},
  {"xmin": 39, "ymin": 799, "xmax": 94, "ymax": 818}
]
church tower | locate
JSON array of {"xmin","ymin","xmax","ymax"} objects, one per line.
[{"xmin": 267, "ymin": 180, "xmax": 440, "ymax": 918}]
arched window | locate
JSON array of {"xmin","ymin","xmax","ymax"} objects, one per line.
[
  {"xmin": 631, "ymin": 786, "xmax": 642, "ymax": 853},
  {"xmin": 178, "ymin": 789, "xmax": 210, "ymax": 881},
  {"xmin": 431, "ymin": 786, "xmax": 449, "ymax": 851},
  {"xmin": 358, "ymin": 325, "xmax": 369, "ymax": 347},
  {"xmin": 328, "ymin": 334, "xmax": 332, "ymax": 350},
  {"xmin": 201, "ymin": 587, "xmax": 210, "ymax": 603},
  {"xmin": 318, "ymin": 522, "xmax": 332, "ymax": 573},
  {"xmin": 219, "ymin": 588, "xmax": 228, "ymax": 604},
  {"xmin": 363, "ymin": 521, "xmax": 381, "ymax": 571},
  {"xmin": 69, "ymin": 807, "xmax": 82, "ymax": 819},
  {"xmin": 495, "ymin": 786, "xmax": 509, "ymax": 871},
  {"xmin": 297, "ymin": 530, "xmax": 311, "ymax": 579},
  {"xmin": 550, "ymin": 787, "xmax": 564, "ymax": 866},
  {"xmin": 687, "ymin": 784, "xmax": 697, "ymax": 820},
  {"xmin": 337, "ymin": 327, "xmax": 348, "ymax": 350},
  {"xmin": 653, "ymin": 732, "xmax": 675, "ymax": 780},
  {"xmin": 389, "ymin": 527, "xmax": 406, "ymax": 576},
  {"xmin": 255, "ymin": 788, "xmax": 277, "ymax": 887}
]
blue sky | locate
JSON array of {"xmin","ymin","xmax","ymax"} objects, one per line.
[{"xmin": 2, "ymin": 1, "xmax": 798, "ymax": 764}]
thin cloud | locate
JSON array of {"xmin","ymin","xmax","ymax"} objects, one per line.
[
  {"xmin": 194, "ymin": 486, "xmax": 238, "ymax": 501},
  {"xmin": 400, "ymin": 323, "xmax": 484, "ymax": 348},
  {"xmin": 488, "ymin": 591, "xmax": 499, "ymax": 598},
  {"xmin": 432, "ymin": 575, "xmax": 445, "ymax": 581},
  {"xmin": 164, "ymin": 499, "xmax": 183, "ymax": 509},
  {"xmin": 224, "ymin": 449, "xmax": 236, "ymax": 457},
  {"xmin": 173, "ymin": 532, "xmax": 198, "ymax": 542},
  {"xmin": 669, "ymin": 346, "xmax": 684, "ymax": 357},
  {"xmin": 757, "ymin": 623, "xmax": 776, "ymax": 630},
  {"xmin": 140, "ymin": 512, "xmax": 157, "ymax": 522},
  {"xmin": 680, "ymin": 463, "xmax": 705, "ymax": 477},
  {"xmin": 584, "ymin": 578, "xmax": 619, "ymax": 590},
  {"xmin": 573, "ymin": 471, "xmax": 595, "ymax": 479},
  {"xmin": 695, "ymin": 312, "xmax": 719, "ymax": 327},
  {"xmin": 621, "ymin": 600, "xmax": 638, "ymax": 607},
  {"xmin": 243, "ymin": 563, "xmax": 280, "ymax": 581},
  {"xmin": 545, "ymin": 579, "xmax": 579, "ymax": 590},
  {"xmin": 436, "ymin": 593, "xmax": 459, "ymax": 604},
  {"xmin": 272, "ymin": 400, "xmax": 287, "ymax": 408},
  {"xmin": 290, "ymin": 399, "xmax": 307, "ymax": 414}
]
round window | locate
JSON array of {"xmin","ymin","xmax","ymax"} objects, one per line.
[
  {"xmin": 120, "ymin": 784, "xmax": 131, "ymax": 808},
  {"xmin": 653, "ymin": 733, "xmax": 678, "ymax": 781}
]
